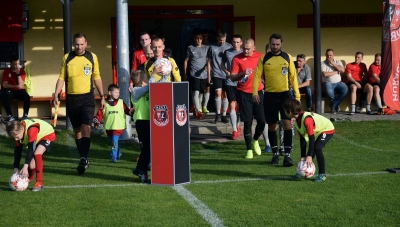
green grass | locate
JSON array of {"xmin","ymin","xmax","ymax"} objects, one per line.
[{"xmin": 1, "ymin": 121, "xmax": 400, "ymax": 226}]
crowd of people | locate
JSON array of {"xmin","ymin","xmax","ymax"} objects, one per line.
[{"xmin": 3, "ymin": 29, "xmax": 383, "ymax": 188}]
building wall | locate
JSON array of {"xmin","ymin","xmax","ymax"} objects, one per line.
[{"xmin": 15, "ymin": 0, "xmax": 381, "ymax": 117}]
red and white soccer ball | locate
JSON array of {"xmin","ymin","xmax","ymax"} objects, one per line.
[
  {"xmin": 154, "ymin": 58, "xmax": 172, "ymax": 77},
  {"xmin": 296, "ymin": 160, "xmax": 316, "ymax": 178},
  {"xmin": 9, "ymin": 173, "xmax": 29, "ymax": 191}
]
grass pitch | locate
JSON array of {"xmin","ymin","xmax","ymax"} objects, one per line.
[{"xmin": 0, "ymin": 120, "xmax": 399, "ymax": 227}]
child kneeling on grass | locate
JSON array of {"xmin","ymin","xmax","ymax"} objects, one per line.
[
  {"xmin": 282, "ymin": 99, "xmax": 335, "ymax": 182},
  {"xmin": 93, "ymin": 84, "xmax": 133, "ymax": 163},
  {"xmin": 5, "ymin": 119, "xmax": 56, "ymax": 191}
]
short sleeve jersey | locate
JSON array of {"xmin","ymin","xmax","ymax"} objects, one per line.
[
  {"xmin": 2, "ymin": 68, "xmax": 26, "ymax": 91},
  {"xmin": 59, "ymin": 51, "xmax": 101, "ymax": 95},
  {"xmin": 144, "ymin": 57, "xmax": 181, "ymax": 82},
  {"xmin": 222, "ymin": 48, "xmax": 243, "ymax": 86},
  {"xmin": 131, "ymin": 49, "xmax": 147, "ymax": 72},
  {"xmin": 186, "ymin": 45, "xmax": 209, "ymax": 79},
  {"xmin": 207, "ymin": 42, "xmax": 233, "ymax": 79},
  {"xmin": 368, "ymin": 63, "xmax": 381, "ymax": 84},
  {"xmin": 296, "ymin": 64, "xmax": 312, "ymax": 84},
  {"xmin": 253, "ymin": 51, "xmax": 300, "ymax": 100},
  {"xmin": 345, "ymin": 62, "xmax": 367, "ymax": 83},
  {"xmin": 231, "ymin": 51, "xmax": 263, "ymax": 93}
]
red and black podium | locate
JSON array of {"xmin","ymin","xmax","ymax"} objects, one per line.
[{"xmin": 149, "ymin": 82, "xmax": 191, "ymax": 185}]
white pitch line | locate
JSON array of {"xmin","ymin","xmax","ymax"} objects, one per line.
[
  {"xmin": 172, "ymin": 185, "xmax": 225, "ymax": 227},
  {"xmin": 42, "ymin": 171, "xmax": 389, "ymax": 189},
  {"xmin": 334, "ymin": 133, "xmax": 397, "ymax": 152}
]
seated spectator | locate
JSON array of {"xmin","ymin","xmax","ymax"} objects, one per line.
[
  {"xmin": 296, "ymin": 54, "xmax": 313, "ymax": 111},
  {"xmin": 345, "ymin": 52, "xmax": 368, "ymax": 115},
  {"xmin": 2, "ymin": 55, "xmax": 30, "ymax": 121},
  {"xmin": 364, "ymin": 53, "xmax": 383, "ymax": 114},
  {"xmin": 321, "ymin": 49, "xmax": 348, "ymax": 114}
]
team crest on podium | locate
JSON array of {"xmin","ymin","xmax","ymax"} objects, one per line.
[
  {"xmin": 153, "ymin": 105, "xmax": 169, "ymax": 127},
  {"xmin": 175, "ymin": 104, "xmax": 187, "ymax": 126}
]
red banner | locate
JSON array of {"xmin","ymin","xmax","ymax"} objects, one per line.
[
  {"xmin": 381, "ymin": 0, "xmax": 400, "ymax": 111},
  {"xmin": 0, "ymin": 0, "xmax": 22, "ymax": 42}
]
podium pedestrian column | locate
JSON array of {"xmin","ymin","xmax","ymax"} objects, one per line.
[{"xmin": 149, "ymin": 82, "xmax": 191, "ymax": 185}]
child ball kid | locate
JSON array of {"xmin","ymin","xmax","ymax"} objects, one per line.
[
  {"xmin": 6, "ymin": 119, "xmax": 56, "ymax": 191},
  {"xmin": 93, "ymin": 84, "xmax": 133, "ymax": 163},
  {"xmin": 130, "ymin": 70, "xmax": 152, "ymax": 183},
  {"xmin": 282, "ymin": 99, "xmax": 335, "ymax": 182}
]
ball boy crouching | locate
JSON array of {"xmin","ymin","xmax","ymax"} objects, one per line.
[{"xmin": 282, "ymin": 99, "xmax": 335, "ymax": 182}]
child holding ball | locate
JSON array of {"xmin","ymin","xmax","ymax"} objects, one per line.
[
  {"xmin": 282, "ymin": 99, "xmax": 335, "ymax": 182},
  {"xmin": 6, "ymin": 119, "xmax": 56, "ymax": 191}
]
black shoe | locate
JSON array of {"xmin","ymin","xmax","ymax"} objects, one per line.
[
  {"xmin": 133, "ymin": 168, "xmax": 149, "ymax": 183},
  {"xmin": 283, "ymin": 155, "xmax": 294, "ymax": 167},
  {"xmin": 76, "ymin": 157, "xmax": 89, "ymax": 175},
  {"xmin": 214, "ymin": 114, "xmax": 221, "ymax": 124},
  {"xmin": 221, "ymin": 115, "xmax": 229, "ymax": 123},
  {"xmin": 271, "ymin": 154, "xmax": 280, "ymax": 165},
  {"xmin": 366, "ymin": 110, "xmax": 373, "ymax": 115}
]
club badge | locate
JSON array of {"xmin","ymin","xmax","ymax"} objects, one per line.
[
  {"xmin": 175, "ymin": 104, "xmax": 188, "ymax": 126},
  {"xmin": 153, "ymin": 105, "xmax": 169, "ymax": 127},
  {"xmin": 84, "ymin": 66, "xmax": 91, "ymax": 76},
  {"xmin": 281, "ymin": 67, "xmax": 288, "ymax": 76}
]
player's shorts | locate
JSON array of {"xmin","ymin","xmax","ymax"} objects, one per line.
[
  {"xmin": 368, "ymin": 82, "xmax": 379, "ymax": 87},
  {"xmin": 237, "ymin": 90, "xmax": 265, "ymax": 122},
  {"xmin": 346, "ymin": 81, "xmax": 366, "ymax": 90},
  {"xmin": 189, "ymin": 77, "xmax": 207, "ymax": 93},
  {"xmin": 226, "ymin": 85, "xmax": 238, "ymax": 103},
  {"xmin": 37, "ymin": 139, "xmax": 53, "ymax": 153},
  {"xmin": 66, "ymin": 92, "xmax": 95, "ymax": 128},
  {"xmin": 212, "ymin": 77, "xmax": 226, "ymax": 90},
  {"xmin": 263, "ymin": 91, "xmax": 292, "ymax": 124}
]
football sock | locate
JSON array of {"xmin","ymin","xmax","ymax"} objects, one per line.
[
  {"xmin": 203, "ymin": 92, "xmax": 210, "ymax": 107},
  {"xmin": 351, "ymin": 104, "xmax": 356, "ymax": 112},
  {"xmin": 28, "ymin": 167, "xmax": 36, "ymax": 181},
  {"xmin": 230, "ymin": 110, "xmax": 237, "ymax": 132},
  {"xmin": 284, "ymin": 130, "xmax": 293, "ymax": 155},
  {"xmin": 268, "ymin": 130, "xmax": 278, "ymax": 154},
  {"xmin": 366, "ymin": 104, "xmax": 371, "ymax": 112},
  {"xmin": 215, "ymin": 97, "xmax": 221, "ymax": 114},
  {"xmin": 263, "ymin": 123, "xmax": 270, "ymax": 146},
  {"xmin": 75, "ymin": 138, "xmax": 82, "ymax": 157},
  {"xmin": 376, "ymin": 96, "xmax": 383, "ymax": 108},
  {"xmin": 199, "ymin": 93, "xmax": 203, "ymax": 107},
  {"xmin": 34, "ymin": 154, "xmax": 43, "ymax": 184},
  {"xmin": 81, "ymin": 137, "xmax": 91, "ymax": 159},
  {"xmin": 192, "ymin": 91, "xmax": 201, "ymax": 111},
  {"xmin": 253, "ymin": 120, "xmax": 265, "ymax": 140},
  {"xmin": 244, "ymin": 121, "xmax": 252, "ymax": 150},
  {"xmin": 222, "ymin": 98, "xmax": 229, "ymax": 116}
]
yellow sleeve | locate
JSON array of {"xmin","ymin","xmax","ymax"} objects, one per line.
[
  {"xmin": 144, "ymin": 60, "xmax": 153, "ymax": 78},
  {"xmin": 252, "ymin": 56, "xmax": 264, "ymax": 96},
  {"xmin": 92, "ymin": 53, "xmax": 101, "ymax": 80},
  {"xmin": 288, "ymin": 54, "xmax": 300, "ymax": 100},
  {"xmin": 169, "ymin": 58, "xmax": 181, "ymax": 82},
  {"xmin": 58, "ymin": 53, "xmax": 69, "ymax": 80}
]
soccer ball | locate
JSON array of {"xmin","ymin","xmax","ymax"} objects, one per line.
[
  {"xmin": 296, "ymin": 160, "xmax": 316, "ymax": 178},
  {"xmin": 9, "ymin": 173, "xmax": 29, "ymax": 191},
  {"xmin": 153, "ymin": 58, "xmax": 172, "ymax": 77}
]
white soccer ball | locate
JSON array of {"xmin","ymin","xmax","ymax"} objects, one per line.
[
  {"xmin": 296, "ymin": 160, "xmax": 316, "ymax": 178},
  {"xmin": 154, "ymin": 58, "xmax": 172, "ymax": 77},
  {"xmin": 9, "ymin": 173, "xmax": 29, "ymax": 191}
]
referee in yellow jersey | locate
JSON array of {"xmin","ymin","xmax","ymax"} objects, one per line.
[
  {"xmin": 252, "ymin": 33, "xmax": 300, "ymax": 167},
  {"xmin": 54, "ymin": 33, "xmax": 106, "ymax": 174}
]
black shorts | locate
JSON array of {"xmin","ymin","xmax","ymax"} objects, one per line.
[
  {"xmin": 263, "ymin": 91, "xmax": 292, "ymax": 124},
  {"xmin": 368, "ymin": 82, "xmax": 379, "ymax": 87},
  {"xmin": 225, "ymin": 85, "xmax": 238, "ymax": 103},
  {"xmin": 347, "ymin": 81, "xmax": 366, "ymax": 90},
  {"xmin": 66, "ymin": 92, "xmax": 95, "ymax": 128},
  {"xmin": 237, "ymin": 90, "xmax": 265, "ymax": 122},
  {"xmin": 189, "ymin": 77, "xmax": 207, "ymax": 93},
  {"xmin": 36, "ymin": 139, "xmax": 53, "ymax": 153},
  {"xmin": 212, "ymin": 77, "xmax": 226, "ymax": 90}
]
